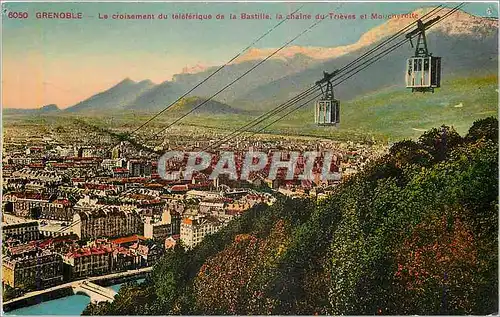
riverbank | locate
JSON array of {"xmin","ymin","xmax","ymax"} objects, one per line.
[
  {"xmin": 4, "ymin": 278, "xmax": 147, "ymax": 316},
  {"xmin": 91, "ymin": 268, "xmax": 150, "ymax": 287},
  {"xmin": 4, "ymin": 294, "xmax": 91, "ymax": 316},
  {"xmin": 3, "ymin": 267, "xmax": 152, "ymax": 313},
  {"xmin": 3, "ymin": 287, "xmax": 74, "ymax": 313}
]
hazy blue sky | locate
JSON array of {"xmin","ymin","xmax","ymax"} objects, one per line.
[{"xmin": 2, "ymin": 2, "xmax": 496, "ymax": 108}]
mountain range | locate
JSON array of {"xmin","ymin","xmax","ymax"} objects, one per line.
[
  {"xmin": 9, "ymin": 8, "xmax": 498, "ymax": 115},
  {"xmin": 4, "ymin": 104, "xmax": 61, "ymax": 115},
  {"xmin": 66, "ymin": 79, "xmax": 155, "ymax": 113}
]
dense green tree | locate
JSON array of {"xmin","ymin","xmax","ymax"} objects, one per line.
[
  {"xmin": 393, "ymin": 213, "xmax": 479, "ymax": 314},
  {"xmin": 465, "ymin": 117, "xmax": 498, "ymax": 143},
  {"xmin": 194, "ymin": 221, "xmax": 290, "ymax": 315},
  {"xmin": 82, "ymin": 121, "xmax": 498, "ymax": 316},
  {"xmin": 418, "ymin": 125, "xmax": 463, "ymax": 161},
  {"xmin": 389, "ymin": 139, "xmax": 433, "ymax": 168}
]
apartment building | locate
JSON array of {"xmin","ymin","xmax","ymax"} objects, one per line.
[
  {"xmin": 2, "ymin": 215, "xmax": 40, "ymax": 242},
  {"xmin": 3, "ymin": 193, "xmax": 74, "ymax": 221},
  {"xmin": 3, "ymin": 246, "xmax": 63, "ymax": 290},
  {"xmin": 72, "ymin": 206, "xmax": 143, "ymax": 240},
  {"xmin": 180, "ymin": 214, "xmax": 224, "ymax": 248},
  {"xmin": 63, "ymin": 245, "xmax": 113, "ymax": 279}
]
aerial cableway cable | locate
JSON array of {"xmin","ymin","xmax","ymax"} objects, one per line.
[
  {"xmin": 330, "ymin": 4, "xmax": 461, "ymax": 88},
  {"xmin": 198, "ymin": 85, "xmax": 323, "ymax": 151},
  {"xmin": 103, "ymin": 4, "xmax": 305, "ymax": 152},
  {"xmin": 334, "ymin": 5, "xmax": 444, "ymax": 76},
  {"xmin": 199, "ymin": 85, "xmax": 324, "ymax": 152},
  {"xmin": 125, "ymin": 5, "xmax": 305, "ymax": 138},
  {"xmin": 201, "ymin": 5, "xmax": 447, "ymax": 152},
  {"xmin": 209, "ymin": 4, "xmax": 464, "ymax": 146},
  {"xmin": 244, "ymin": 4, "xmax": 465, "ymax": 137},
  {"xmin": 150, "ymin": 3, "xmax": 345, "ymax": 139},
  {"xmin": 250, "ymin": 4, "xmax": 463, "ymax": 137},
  {"xmin": 203, "ymin": 6, "xmax": 445, "ymax": 150}
]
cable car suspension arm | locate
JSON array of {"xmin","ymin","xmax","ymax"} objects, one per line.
[{"xmin": 406, "ymin": 16, "xmax": 441, "ymax": 56}]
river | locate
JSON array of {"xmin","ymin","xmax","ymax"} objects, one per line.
[{"xmin": 5, "ymin": 279, "xmax": 145, "ymax": 316}]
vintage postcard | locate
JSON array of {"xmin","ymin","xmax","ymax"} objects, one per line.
[{"xmin": 1, "ymin": 1, "xmax": 499, "ymax": 315}]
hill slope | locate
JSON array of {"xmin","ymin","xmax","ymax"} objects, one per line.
[
  {"xmin": 234, "ymin": 28, "xmax": 498, "ymax": 111},
  {"xmin": 124, "ymin": 80, "xmax": 183, "ymax": 111},
  {"xmin": 65, "ymin": 78, "xmax": 154, "ymax": 113},
  {"xmin": 271, "ymin": 75, "xmax": 499, "ymax": 141},
  {"xmin": 166, "ymin": 96, "xmax": 245, "ymax": 115},
  {"xmin": 155, "ymin": 8, "xmax": 498, "ymax": 111},
  {"xmin": 83, "ymin": 118, "xmax": 498, "ymax": 316},
  {"xmin": 3, "ymin": 104, "xmax": 61, "ymax": 115},
  {"xmin": 159, "ymin": 75, "xmax": 497, "ymax": 143},
  {"xmin": 57, "ymin": 8, "xmax": 497, "ymax": 115}
]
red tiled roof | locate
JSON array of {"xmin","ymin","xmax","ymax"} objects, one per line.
[
  {"xmin": 52, "ymin": 199, "xmax": 72, "ymax": 206},
  {"xmin": 91, "ymin": 248, "xmax": 106, "ymax": 255},
  {"xmin": 113, "ymin": 168, "xmax": 129, "ymax": 172},
  {"xmin": 171, "ymin": 184, "xmax": 188, "ymax": 192},
  {"xmin": 52, "ymin": 163, "xmax": 70, "ymax": 168},
  {"xmin": 110, "ymin": 234, "xmax": 146, "ymax": 245},
  {"xmin": 9, "ymin": 192, "xmax": 51, "ymax": 200},
  {"xmin": 8, "ymin": 242, "xmax": 37, "ymax": 255},
  {"xmin": 67, "ymin": 245, "xmax": 113, "ymax": 258}
]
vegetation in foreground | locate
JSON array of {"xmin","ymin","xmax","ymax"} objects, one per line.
[{"xmin": 83, "ymin": 117, "xmax": 498, "ymax": 315}]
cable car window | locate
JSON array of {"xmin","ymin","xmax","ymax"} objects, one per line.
[
  {"xmin": 424, "ymin": 59, "xmax": 429, "ymax": 71},
  {"xmin": 408, "ymin": 60, "xmax": 412, "ymax": 75},
  {"xmin": 431, "ymin": 62, "xmax": 436, "ymax": 84},
  {"xmin": 414, "ymin": 59, "xmax": 418, "ymax": 71},
  {"xmin": 417, "ymin": 59, "xmax": 422, "ymax": 71}
]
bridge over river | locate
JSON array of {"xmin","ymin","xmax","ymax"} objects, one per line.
[
  {"xmin": 3, "ymin": 267, "xmax": 152, "ymax": 311},
  {"xmin": 74, "ymin": 281, "xmax": 116, "ymax": 303}
]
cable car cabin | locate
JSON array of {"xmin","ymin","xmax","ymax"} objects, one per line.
[
  {"xmin": 404, "ymin": 17, "xmax": 443, "ymax": 93},
  {"xmin": 315, "ymin": 72, "xmax": 340, "ymax": 126},
  {"xmin": 315, "ymin": 99, "xmax": 340, "ymax": 125},
  {"xmin": 405, "ymin": 56, "xmax": 441, "ymax": 92}
]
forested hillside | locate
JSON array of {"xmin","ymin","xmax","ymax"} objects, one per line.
[{"xmin": 83, "ymin": 117, "xmax": 498, "ymax": 315}]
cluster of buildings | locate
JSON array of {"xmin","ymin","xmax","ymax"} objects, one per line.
[
  {"xmin": 3, "ymin": 243, "xmax": 63, "ymax": 290},
  {"xmin": 2, "ymin": 123, "xmax": 384, "ymax": 296},
  {"xmin": 62, "ymin": 236, "xmax": 162, "ymax": 279},
  {"xmin": 1, "ymin": 234, "xmax": 162, "ymax": 290}
]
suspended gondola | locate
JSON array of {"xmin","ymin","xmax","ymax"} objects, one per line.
[
  {"xmin": 314, "ymin": 70, "xmax": 340, "ymax": 126},
  {"xmin": 312, "ymin": 16, "xmax": 444, "ymax": 126},
  {"xmin": 405, "ymin": 17, "xmax": 442, "ymax": 93}
]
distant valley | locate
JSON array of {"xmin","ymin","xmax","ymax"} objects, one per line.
[{"xmin": 4, "ymin": 8, "xmax": 498, "ymax": 142}]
